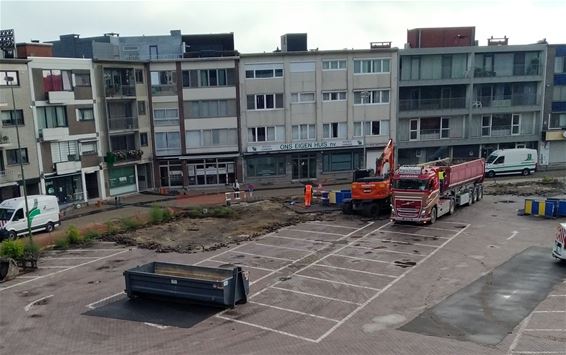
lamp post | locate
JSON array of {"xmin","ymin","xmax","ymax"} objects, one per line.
[
  {"xmin": 360, "ymin": 91, "xmax": 371, "ymax": 169},
  {"xmin": 5, "ymin": 75, "xmax": 33, "ymax": 242}
]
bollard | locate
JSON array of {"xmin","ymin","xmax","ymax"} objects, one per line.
[{"xmin": 524, "ymin": 199, "xmax": 532, "ymax": 215}]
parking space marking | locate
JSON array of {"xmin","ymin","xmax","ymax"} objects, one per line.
[
  {"xmin": 261, "ymin": 234, "xmax": 333, "ymax": 245},
  {"xmin": 86, "ymin": 291, "xmax": 125, "ymax": 310},
  {"xmin": 523, "ymin": 329, "xmax": 565, "ymax": 331},
  {"xmin": 24, "ymin": 294, "xmax": 54, "ymax": 312},
  {"xmin": 384, "ymin": 224, "xmax": 457, "ymax": 233},
  {"xmin": 314, "ymin": 222, "xmax": 471, "ymax": 343},
  {"xmin": 312, "ymin": 263, "xmax": 397, "ymax": 278},
  {"xmin": 307, "ymin": 222, "xmax": 359, "ymax": 230},
  {"xmin": 375, "ymin": 230, "xmax": 450, "ymax": 240},
  {"xmin": 249, "ymin": 301, "xmax": 340, "ymax": 322},
  {"xmin": 252, "ymin": 242, "xmax": 311, "ymax": 252},
  {"xmin": 216, "ymin": 315, "xmax": 318, "ymax": 343},
  {"xmin": 284, "ymin": 228, "xmax": 346, "ymax": 237},
  {"xmin": 15, "ymin": 276, "xmax": 40, "ymax": 279},
  {"xmin": 371, "ymin": 239, "xmax": 441, "ymax": 249},
  {"xmin": 226, "ymin": 250, "xmax": 296, "ymax": 262},
  {"xmin": 294, "ymin": 274, "xmax": 381, "ymax": 291},
  {"xmin": 331, "ymin": 254, "xmax": 392, "ymax": 264},
  {"xmin": 0, "ymin": 249, "xmax": 131, "ymax": 292},
  {"xmin": 549, "ymin": 294, "xmax": 566, "ymax": 297},
  {"xmin": 41, "ymin": 256, "xmax": 99, "ymax": 260},
  {"xmin": 38, "ymin": 266, "xmax": 73, "ymax": 269},
  {"xmin": 208, "ymin": 259, "xmax": 275, "ymax": 272},
  {"xmin": 344, "ymin": 245, "xmax": 425, "ymax": 257},
  {"xmin": 532, "ymin": 310, "xmax": 566, "ymax": 313},
  {"xmin": 269, "ymin": 286, "xmax": 363, "ymax": 305}
]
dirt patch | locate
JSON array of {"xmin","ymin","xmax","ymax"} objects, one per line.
[
  {"xmin": 103, "ymin": 200, "xmax": 337, "ymax": 253},
  {"xmin": 485, "ymin": 179, "xmax": 565, "ymax": 197}
]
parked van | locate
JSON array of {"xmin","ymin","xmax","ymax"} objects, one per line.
[
  {"xmin": 0, "ymin": 195, "xmax": 60, "ymax": 240},
  {"xmin": 485, "ymin": 148, "xmax": 538, "ymax": 177}
]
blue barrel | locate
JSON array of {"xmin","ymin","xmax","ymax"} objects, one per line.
[
  {"xmin": 335, "ymin": 191, "xmax": 344, "ymax": 205},
  {"xmin": 321, "ymin": 191, "xmax": 329, "ymax": 206},
  {"xmin": 544, "ymin": 200, "xmax": 556, "ymax": 218},
  {"xmin": 558, "ymin": 200, "xmax": 566, "ymax": 217},
  {"xmin": 531, "ymin": 200, "xmax": 539, "ymax": 215},
  {"xmin": 342, "ymin": 190, "xmax": 352, "ymax": 200}
]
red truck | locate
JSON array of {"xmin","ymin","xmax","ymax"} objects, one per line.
[{"xmin": 391, "ymin": 159, "xmax": 485, "ymax": 224}]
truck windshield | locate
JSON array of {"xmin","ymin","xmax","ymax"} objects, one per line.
[
  {"xmin": 486, "ymin": 154, "xmax": 498, "ymax": 164},
  {"xmin": 393, "ymin": 179, "xmax": 428, "ymax": 191},
  {"xmin": 0, "ymin": 208, "xmax": 15, "ymax": 221}
]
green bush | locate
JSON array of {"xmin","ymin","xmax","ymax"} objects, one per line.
[
  {"xmin": 23, "ymin": 240, "xmax": 40, "ymax": 258},
  {"xmin": 0, "ymin": 239, "xmax": 24, "ymax": 259},
  {"xmin": 162, "ymin": 208, "xmax": 173, "ymax": 222},
  {"xmin": 186, "ymin": 206, "xmax": 235, "ymax": 219},
  {"xmin": 66, "ymin": 225, "xmax": 82, "ymax": 245},
  {"xmin": 149, "ymin": 205, "xmax": 165, "ymax": 224},
  {"xmin": 54, "ymin": 238, "xmax": 69, "ymax": 250},
  {"xmin": 83, "ymin": 229, "xmax": 100, "ymax": 242},
  {"xmin": 105, "ymin": 221, "xmax": 119, "ymax": 235},
  {"xmin": 120, "ymin": 217, "xmax": 141, "ymax": 231}
]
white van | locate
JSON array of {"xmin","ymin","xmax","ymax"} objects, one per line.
[
  {"xmin": 0, "ymin": 195, "xmax": 60, "ymax": 240},
  {"xmin": 485, "ymin": 148, "xmax": 538, "ymax": 177}
]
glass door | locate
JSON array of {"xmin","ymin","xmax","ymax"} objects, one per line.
[{"xmin": 292, "ymin": 154, "xmax": 317, "ymax": 179}]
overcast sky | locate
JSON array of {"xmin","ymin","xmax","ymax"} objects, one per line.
[{"xmin": 1, "ymin": 0, "xmax": 565, "ymax": 52}]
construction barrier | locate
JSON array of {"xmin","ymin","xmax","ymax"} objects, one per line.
[{"xmin": 523, "ymin": 198, "xmax": 566, "ymax": 218}]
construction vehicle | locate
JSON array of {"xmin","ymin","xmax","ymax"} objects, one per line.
[
  {"xmin": 342, "ymin": 139, "xmax": 394, "ymax": 216},
  {"xmin": 391, "ymin": 158, "xmax": 485, "ymax": 224}
]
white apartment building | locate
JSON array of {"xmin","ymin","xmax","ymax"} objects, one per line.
[{"xmin": 239, "ymin": 35, "xmax": 398, "ymax": 187}]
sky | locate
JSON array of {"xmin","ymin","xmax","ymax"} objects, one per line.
[{"xmin": 1, "ymin": 0, "xmax": 565, "ymax": 53}]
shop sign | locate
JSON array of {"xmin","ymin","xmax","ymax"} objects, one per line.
[{"xmin": 247, "ymin": 140, "xmax": 364, "ymax": 153}]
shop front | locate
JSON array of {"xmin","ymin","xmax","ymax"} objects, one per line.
[
  {"xmin": 108, "ymin": 166, "xmax": 136, "ymax": 196},
  {"xmin": 187, "ymin": 158, "xmax": 236, "ymax": 186},
  {"xmin": 45, "ymin": 173, "xmax": 84, "ymax": 204}
]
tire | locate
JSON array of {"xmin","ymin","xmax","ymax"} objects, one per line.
[
  {"xmin": 468, "ymin": 190, "xmax": 475, "ymax": 206},
  {"xmin": 367, "ymin": 204, "xmax": 379, "ymax": 217},
  {"xmin": 8, "ymin": 230, "xmax": 17, "ymax": 239},
  {"xmin": 430, "ymin": 207, "xmax": 437, "ymax": 224},
  {"xmin": 477, "ymin": 186, "xmax": 483, "ymax": 200},
  {"xmin": 342, "ymin": 202, "xmax": 353, "ymax": 215},
  {"xmin": 448, "ymin": 199, "xmax": 455, "ymax": 215},
  {"xmin": 487, "ymin": 170, "xmax": 495, "ymax": 178},
  {"xmin": 45, "ymin": 222, "xmax": 54, "ymax": 233},
  {"xmin": 522, "ymin": 168, "xmax": 530, "ymax": 176}
]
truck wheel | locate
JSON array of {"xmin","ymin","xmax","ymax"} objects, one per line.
[
  {"xmin": 522, "ymin": 168, "xmax": 530, "ymax": 176},
  {"xmin": 46, "ymin": 222, "xmax": 54, "ymax": 233},
  {"xmin": 468, "ymin": 191, "xmax": 475, "ymax": 206},
  {"xmin": 430, "ymin": 207, "xmax": 437, "ymax": 224},
  {"xmin": 448, "ymin": 199, "xmax": 455, "ymax": 215},
  {"xmin": 8, "ymin": 230, "xmax": 17, "ymax": 239},
  {"xmin": 477, "ymin": 186, "xmax": 483, "ymax": 201},
  {"xmin": 342, "ymin": 202, "xmax": 353, "ymax": 215},
  {"xmin": 487, "ymin": 170, "xmax": 495, "ymax": 178}
]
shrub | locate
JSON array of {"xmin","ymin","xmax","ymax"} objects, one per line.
[
  {"xmin": 121, "ymin": 217, "xmax": 141, "ymax": 231},
  {"xmin": 66, "ymin": 225, "xmax": 82, "ymax": 245},
  {"xmin": 83, "ymin": 229, "xmax": 100, "ymax": 242},
  {"xmin": 54, "ymin": 238, "xmax": 69, "ymax": 250},
  {"xmin": 23, "ymin": 240, "xmax": 40, "ymax": 258},
  {"xmin": 149, "ymin": 205, "xmax": 165, "ymax": 224},
  {"xmin": 0, "ymin": 239, "xmax": 24, "ymax": 259},
  {"xmin": 162, "ymin": 208, "xmax": 173, "ymax": 222},
  {"xmin": 105, "ymin": 221, "xmax": 119, "ymax": 235}
]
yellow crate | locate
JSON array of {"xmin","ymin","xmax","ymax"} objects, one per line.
[{"xmin": 329, "ymin": 191, "xmax": 337, "ymax": 205}]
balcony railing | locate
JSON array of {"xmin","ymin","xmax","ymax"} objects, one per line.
[
  {"xmin": 472, "ymin": 125, "xmax": 534, "ymax": 138},
  {"xmin": 0, "ymin": 170, "xmax": 18, "ymax": 184},
  {"xmin": 108, "ymin": 117, "xmax": 139, "ymax": 130},
  {"xmin": 399, "ymin": 97, "xmax": 466, "ymax": 111},
  {"xmin": 472, "ymin": 94, "xmax": 538, "ymax": 108},
  {"xmin": 105, "ymin": 84, "xmax": 136, "ymax": 97},
  {"xmin": 474, "ymin": 64, "xmax": 544, "ymax": 78},
  {"xmin": 151, "ymin": 84, "xmax": 177, "ymax": 96},
  {"xmin": 154, "ymin": 118, "xmax": 180, "ymax": 127},
  {"xmin": 402, "ymin": 128, "xmax": 463, "ymax": 142}
]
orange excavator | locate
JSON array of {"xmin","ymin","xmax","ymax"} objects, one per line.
[{"xmin": 342, "ymin": 139, "xmax": 394, "ymax": 216}]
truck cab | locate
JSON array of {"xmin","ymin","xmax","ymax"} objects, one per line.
[{"xmin": 391, "ymin": 166, "xmax": 442, "ymax": 223}]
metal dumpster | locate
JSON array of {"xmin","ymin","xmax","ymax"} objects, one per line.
[{"xmin": 124, "ymin": 262, "xmax": 249, "ymax": 308}]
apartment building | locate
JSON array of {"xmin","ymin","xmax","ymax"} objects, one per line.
[
  {"xmin": 239, "ymin": 34, "xmax": 398, "ymax": 187},
  {"xmin": 150, "ymin": 33, "xmax": 240, "ymax": 188},
  {"xmin": 28, "ymin": 57, "xmax": 104, "ymax": 204},
  {"xmin": 93, "ymin": 60, "xmax": 154, "ymax": 196},
  {"xmin": 541, "ymin": 44, "xmax": 566, "ymax": 168},
  {"xmin": 0, "ymin": 58, "xmax": 41, "ymax": 200},
  {"xmin": 397, "ymin": 27, "xmax": 546, "ymax": 165}
]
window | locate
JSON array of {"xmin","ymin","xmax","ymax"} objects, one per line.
[
  {"xmin": 482, "ymin": 115, "xmax": 492, "ymax": 136},
  {"xmin": 354, "ymin": 121, "xmax": 387, "ymax": 137},
  {"xmin": 37, "ymin": 106, "xmax": 68, "ymax": 129},
  {"xmin": 155, "ymin": 132, "xmax": 181, "ymax": 155},
  {"xmin": 441, "ymin": 117, "xmax": 450, "ymax": 138},
  {"xmin": 185, "ymin": 99, "xmax": 237, "ymax": 118},
  {"xmin": 555, "ymin": 56, "xmax": 566, "ymax": 74},
  {"xmin": 244, "ymin": 65, "xmax": 284, "ymax": 79},
  {"xmin": 246, "ymin": 156, "xmax": 286, "ymax": 177},
  {"xmin": 512, "ymin": 114, "xmax": 521, "ymax": 135},
  {"xmin": 289, "ymin": 62, "xmax": 315, "ymax": 72},
  {"xmin": 322, "ymin": 91, "xmax": 347, "ymax": 101},
  {"xmin": 354, "ymin": 59, "xmax": 390, "ymax": 74},
  {"xmin": 7, "ymin": 148, "xmax": 28, "ymax": 165},
  {"xmin": 186, "ymin": 129, "xmax": 237, "ymax": 148},
  {"xmin": 77, "ymin": 108, "xmax": 94, "ymax": 121},
  {"xmin": 353, "ymin": 90, "xmax": 390, "ymax": 104},
  {"xmin": 150, "ymin": 71, "xmax": 176, "ymax": 94},
  {"xmin": 291, "ymin": 92, "xmax": 315, "ymax": 103},
  {"xmin": 42, "ymin": 70, "xmax": 72, "ymax": 92},
  {"xmin": 110, "ymin": 134, "xmax": 136, "ymax": 151},
  {"xmin": 553, "ymin": 86, "xmax": 566, "ymax": 101},
  {"xmin": 323, "ymin": 122, "xmax": 347, "ymax": 138},
  {"xmin": 81, "ymin": 141, "xmax": 97, "ymax": 155},
  {"xmin": 409, "ymin": 119, "xmax": 419, "ymax": 141},
  {"xmin": 13, "ymin": 209, "xmax": 24, "ymax": 220},
  {"xmin": 1, "ymin": 110, "xmax": 24, "ymax": 126},
  {"xmin": 74, "ymin": 73, "xmax": 91, "ymax": 87},
  {"xmin": 0, "ymin": 71, "xmax": 19, "ymax": 86},
  {"xmin": 493, "ymin": 156, "xmax": 505, "ymax": 164},
  {"xmin": 246, "ymin": 94, "xmax": 284, "ymax": 110},
  {"xmin": 140, "ymin": 133, "xmax": 148, "ymax": 146},
  {"xmin": 137, "ymin": 101, "xmax": 146, "ymax": 115},
  {"xmin": 135, "ymin": 69, "xmax": 144, "ymax": 83},
  {"xmin": 292, "ymin": 124, "xmax": 316, "ymax": 140},
  {"xmin": 153, "ymin": 108, "xmax": 179, "ymax": 126},
  {"xmin": 322, "ymin": 151, "xmax": 362, "ymax": 172},
  {"xmin": 549, "ymin": 113, "xmax": 566, "ymax": 129},
  {"xmin": 248, "ymin": 126, "xmax": 284, "ymax": 142},
  {"xmin": 51, "ymin": 141, "xmax": 79, "ymax": 162},
  {"xmin": 322, "ymin": 60, "xmax": 347, "ymax": 70},
  {"xmin": 184, "ymin": 69, "xmax": 235, "ymax": 87}
]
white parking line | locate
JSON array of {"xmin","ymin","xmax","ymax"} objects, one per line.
[
  {"xmin": 86, "ymin": 291, "xmax": 125, "ymax": 310},
  {"xmin": 383, "ymin": 224, "xmax": 457, "ymax": 232},
  {"xmin": 312, "ymin": 263, "xmax": 397, "ymax": 278},
  {"xmin": 16, "ymin": 276, "xmax": 39, "ymax": 279},
  {"xmin": 314, "ymin": 223, "xmax": 471, "ymax": 343},
  {"xmin": 373, "ymin": 239, "xmax": 441, "ymax": 249},
  {"xmin": 38, "ymin": 266, "xmax": 72, "ymax": 269},
  {"xmin": 330, "ymin": 254, "xmax": 392, "ymax": 264},
  {"xmin": 24, "ymin": 294, "xmax": 54, "ymax": 312},
  {"xmin": 252, "ymin": 242, "xmax": 311, "ymax": 252},
  {"xmin": 508, "ymin": 312, "xmax": 534, "ymax": 355},
  {"xmin": 308, "ymin": 222, "xmax": 359, "ymax": 230},
  {"xmin": 548, "ymin": 294, "xmax": 566, "ymax": 297},
  {"xmin": 523, "ymin": 329, "xmax": 566, "ymax": 332},
  {"xmin": 532, "ymin": 310, "xmax": 566, "ymax": 313},
  {"xmin": 226, "ymin": 250, "xmax": 296, "ymax": 262},
  {"xmin": 0, "ymin": 249, "xmax": 131, "ymax": 292},
  {"xmin": 269, "ymin": 286, "xmax": 362, "ymax": 305},
  {"xmin": 284, "ymin": 228, "xmax": 345, "ymax": 237},
  {"xmin": 344, "ymin": 245, "xmax": 426, "ymax": 257},
  {"xmin": 41, "ymin": 256, "xmax": 99, "ymax": 260},
  {"xmin": 260, "ymin": 234, "xmax": 332, "ymax": 245},
  {"xmin": 507, "ymin": 231, "xmax": 519, "ymax": 240},
  {"xmin": 144, "ymin": 322, "xmax": 169, "ymax": 330},
  {"xmin": 216, "ymin": 315, "xmax": 318, "ymax": 343},
  {"xmin": 249, "ymin": 300, "xmax": 340, "ymax": 322},
  {"xmin": 375, "ymin": 230, "xmax": 450, "ymax": 240},
  {"xmin": 294, "ymin": 274, "xmax": 381, "ymax": 291},
  {"xmin": 207, "ymin": 260, "xmax": 275, "ymax": 272}
]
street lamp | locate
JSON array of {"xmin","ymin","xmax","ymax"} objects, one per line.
[{"xmin": 5, "ymin": 75, "xmax": 33, "ymax": 242}]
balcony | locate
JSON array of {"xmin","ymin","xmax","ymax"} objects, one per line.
[
  {"xmin": 471, "ymin": 125, "xmax": 535, "ymax": 138},
  {"xmin": 151, "ymin": 84, "xmax": 177, "ymax": 96},
  {"xmin": 42, "ymin": 127, "xmax": 69, "ymax": 141},
  {"xmin": 399, "ymin": 97, "xmax": 466, "ymax": 111},
  {"xmin": 48, "ymin": 91, "xmax": 75, "ymax": 104},
  {"xmin": 0, "ymin": 170, "xmax": 18, "ymax": 184},
  {"xmin": 401, "ymin": 128, "xmax": 464, "ymax": 142},
  {"xmin": 472, "ymin": 94, "xmax": 538, "ymax": 109},
  {"xmin": 55, "ymin": 160, "xmax": 82, "ymax": 175},
  {"xmin": 105, "ymin": 84, "xmax": 136, "ymax": 98},
  {"xmin": 473, "ymin": 64, "xmax": 544, "ymax": 78},
  {"xmin": 104, "ymin": 149, "xmax": 144, "ymax": 165},
  {"xmin": 108, "ymin": 117, "xmax": 139, "ymax": 131}
]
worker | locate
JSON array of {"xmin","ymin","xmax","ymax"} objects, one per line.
[
  {"xmin": 438, "ymin": 170, "xmax": 445, "ymax": 192},
  {"xmin": 304, "ymin": 184, "xmax": 313, "ymax": 207}
]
